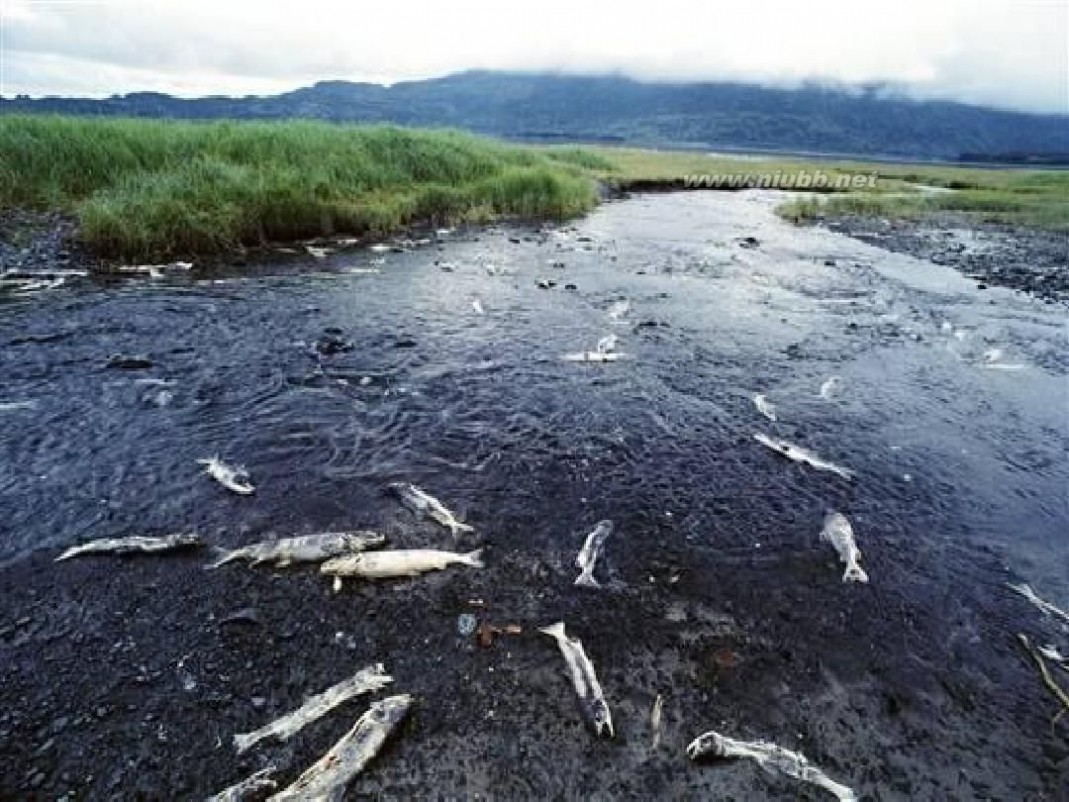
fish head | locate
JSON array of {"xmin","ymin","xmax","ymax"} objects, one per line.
[
  {"xmin": 583, "ymin": 698, "xmax": 614, "ymax": 738},
  {"xmin": 686, "ymin": 731, "xmax": 726, "ymax": 761},
  {"xmin": 369, "ymin": 694, "xmax": 413, "ymax": 728}
]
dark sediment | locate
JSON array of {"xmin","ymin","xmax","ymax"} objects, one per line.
[{"xmin": 821, "ymin": 212, "xmax": 1069, "ymax": 302}]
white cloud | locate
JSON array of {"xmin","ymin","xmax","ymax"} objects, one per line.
[{"xmin": 1, "ymin": 0, "xmax": 1066, "ymax": 112}]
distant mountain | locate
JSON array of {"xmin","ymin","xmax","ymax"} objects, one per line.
[{"xmin": 4, "ymin": 71, "xmax": 1067, "ymax": 161}]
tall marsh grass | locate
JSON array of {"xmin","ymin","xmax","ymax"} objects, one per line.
[{"xmin": 0, "ymin": 116, "xmax": 601, "ymax": 260}]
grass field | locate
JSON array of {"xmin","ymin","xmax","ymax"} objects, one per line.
[
  {"xmin": 0, "ymin": 116, "xmax": 605, "ymax": 260},
  {"xmin": 1, "ymin": 116, "xmax": 1065, "ymax": 261},
  {"xmin": 584, "ymin": 146, "xmax": 1069, "ymax": 230}
]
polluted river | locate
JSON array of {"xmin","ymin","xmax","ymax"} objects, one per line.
[{"xmin": 1, "ymin": 191, "xmax": 1066, "ymax": 800}]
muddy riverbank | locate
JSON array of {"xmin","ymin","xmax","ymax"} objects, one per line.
[{"xmin": 1, "ymin": 191, "xmax": 1066, "ymax": 799}]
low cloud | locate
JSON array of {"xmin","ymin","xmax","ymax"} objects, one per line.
[{"xmin": 2, "ymin": 0, "xmax": 1066, "ymax": 113}]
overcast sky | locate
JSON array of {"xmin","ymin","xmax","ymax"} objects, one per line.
[{"xmin": 1, "ymin": 0, "xmax": 1066, "ymax": 113}]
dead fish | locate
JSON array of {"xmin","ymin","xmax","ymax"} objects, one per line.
[
  {"xmin": 687, "ymin": 729, "xmax": 856, "ymax": 802},
  {"xmin": 754, "ymin": 433, "xmax": 855, "ymax": 480},
  {"xmin": 1006, "ymin": 582, "xmax": 1069, "ymax": 624},
  {"xmin": 198, "ymin": 457, "xmax": 255, "ymax": 495},
  {"xmin": 819, "ymin": 376, "xmax": 842, "ymax": 400},
  {"xmin": 0, "ymin": 400, "xmax": 36, "ymax": 412},
  {"xmin": 322, "ymin": 548, "xmax": 484, "ymax": 584},
  {"xmin": 753, "ymin": 393, "xmax": 777, "ymax": 422},
  {"xmin": 205, "ymin": 766, "xmax": 277, "ymax": 802},
  {"xmin": 388, "ymin": 482, "xmax": 473, "ymax": 537},
  {"xmin": 56, "ymin": 532, "xmax": 202, "ymax": 562},
  {"xmin": 234, "ymin": 664, "xmax": 393, "ymax": 754},
  {"xmin": 596, "ymin": 334, "xmax": 618, "ymax": 353},
  {"xmin": 561, "ymin": 351, "xmax": 622, "ymax": 363},
  {"xmin": 575, "ymin": 520, "xmax": 613, "ymax": 588},
  {"xmin": 820, "ymin": 512, "xmax": 868, "ymax": 583},
  {"xmin": 304, "ymin": 245, "xmax": 333, "ymax": 259},
  {"xmin": 650, "ymin": 694, "xmax": 664, "ymax": 750},
  {"xmin": 539, "ymin": 621, "xmax": 614, "ymax": 738},
  {"xmin": 268, "ymin": 694, "xmax": 412, "ymax": 801},
  {"xmin": 207, "ymin": 531, "xmax": 385, "ymax": 569}
]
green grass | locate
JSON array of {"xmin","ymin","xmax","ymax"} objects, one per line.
[
  {"xmin": 0, "ymin": 116, "xmax": 601, "ymax": 260},
  {"xmin": 3, "ymin": 117, "xmax": 1065, "ymax": 260},
  {"xmin": 580, "ymin": 146, "xmax": 1069, "ymax": 230}
]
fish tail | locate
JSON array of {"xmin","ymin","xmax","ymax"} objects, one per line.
[
  {"xmin": 460, "ymin": 548, "xmax": 484, "ymax": 568},
  {"xmin": 539, "ymin": 621, "xmax": 567, "ymax": 640},
  {"xmin": 204, "ymin": 549, "xmax": 238, "ymax": 570},
  {"xmin": 574, "ymin": 572, "xmax": 601, "ymax": 589},
  {"xmin": 843, "ymin": 563, "xmax": 869, "ymax": 583}
]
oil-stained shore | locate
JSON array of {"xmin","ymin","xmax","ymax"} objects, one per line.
[{"xmin": 1, "ymin": 191, "xmax": 1067, "ymax": 799}]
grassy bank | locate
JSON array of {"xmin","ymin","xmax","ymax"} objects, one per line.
[
  {"xmin": 583, "ymin": 147, "xmax": 1069, "ymax": 230},
  {"xmin": 0, "ymin": 116, "xmax": 605, "ymax": 260}
]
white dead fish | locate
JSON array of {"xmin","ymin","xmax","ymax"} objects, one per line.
[
  {"xmin": 1039, "ymin": 644, "xmax": 1068, "ymax": 667},
  {"xmin": 268, "ymin": 694, "xmax": 412, "ymax": 801},
  {"xmin": 205, "ymin": 766, "xmax": 277, "ymax": 802},
  {"xmin": 561, "ymin": 351, "xmax": 622, "ymax": 363},
  {"xmin": 596, "ymin": 334, "xmax": 618, "ymax": 354},
  {"xmin": 650, "ymin": 694, "xmax": 664, "ymax": 750},
  {"xmin": 754, "ymin": 433, "xmax": 855, "ymax": 480},
  {"xmin": 819, "ymin": 376, "xmax": 842, "ymax": 400},
  {"xmin": 56, "ymin": 532, "xmax": 202, "ymax": 562},
  {"xmin": 305, "ymin": 245, "xmax": 332, "ymax": 259},
  {"xmin": 1006, "ymin": 583, "xmax": 1069, "ymax": 625},
  {"xmin": 753, "ymin": 393, "xmax": 777, "ymax": 422},
  {"xmin": 388, "ymin": 482, "xmax": 473, "ymax": 537},
  {"xmin": 322, "ymin": 548, "xmax": 484, "ymax": 583},
  {"xmin": 575, "ymin": 520, "xmax": 613, "ymax": 588},
  {"xmin": 539, "ymin": 621, "xmax": 614, "ymax": 738},
  {"xmin": 198, "ymin": 457, "xmax": 255, "ymax": 495},
  {"xmin": 369, "ymin": 243, "xmax": 390, "ymax": 253},
  {"xmin": 687, "ymin": 730, "xmax": 856, "ymax": 802},
  {"xmin": 208, "ymin": 531, "xmax": 385, "ymax": 569},
  {"xmin": 607, "ymin": 300, "xmax": 631, "ymax": 320},
  {"xmin": 472, "ymin": 299, "xmax": 485, "ymax": 315},
  {"xmin": 0, "ymin": 400, "xmax": 36, "ymax": 412},
  {"xmin": 234, "ymin": 664, "xmax": 393, "ymax": 754},
  {"xmin": 820, "ymin": 512, "xmax": 868, "ymax": 583}
]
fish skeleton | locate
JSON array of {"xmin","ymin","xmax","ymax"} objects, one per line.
[
  {"xmin": 234, "ymin": 664, "xmax": 393, "ymax": 754},
  {"xmin": 819, "ymin": 376, "xmax": 842, "ymax": 400},
  {"xmin": 268, "ymin": 694, "xmax": 412, "ymax": 801},
  {"xmin": 820, "ymin": 512, "xmax": 869, "ymax": 583},
  {"xmin": 388, "ymin": 482, "xmax": 473, "ymax": 537},
  {"xmin": 198, "ymin": 457, "xmax": 255, "ymax": 495},
  {"xmin": 208, "ymin": 531, "xmax": 385, "ymax": 569},
  {"xmin": 56, "ymin": 533, "xmax": 202, "ymax": 562},
  {"xmin": 753, "ymin": 393, "xmax": 777, "ymax": 422},
  {"xmin": 754, "ymin": 433, "xmax": 855, "ymax": 480},
  {"xmin": 561, "ymin": 351, "xmax": 623, "ymax": 363},
  {"xmin": 575, "ymin": 520, "xmax": 613, "ymax": 588},
  {"xmin": 687, "ymin": 730, "xmax": 856, "ymax": 802},
  {"xmin": 539, "ymin": 621, "xmax": 614, "ymax": 738},
  {"xmin": 204, "ymin": 766, "xmax": 277, "ymax": 802},
  {"xmin": 321, "ymin": 548, "xmax": 484, "ymax": 584},
  {"xmin": 596, "ymin": 334, "xmax": 618, "ymax": 354}
]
